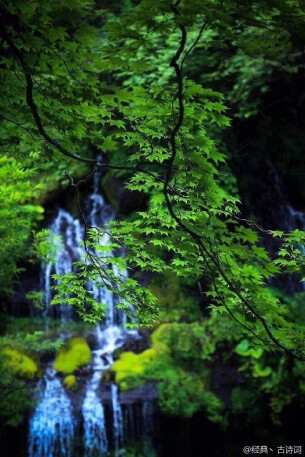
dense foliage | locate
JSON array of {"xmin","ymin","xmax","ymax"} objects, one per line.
[{"xmin": 1, "ymin": 0, "xmax": 305, "ymax": 433}]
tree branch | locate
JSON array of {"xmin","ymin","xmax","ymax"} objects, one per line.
[{"xmin": 163, "ymin": 2, "xmax": 305, "ymax": 362}]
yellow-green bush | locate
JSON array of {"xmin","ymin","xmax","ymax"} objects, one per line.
[
  {"xmin": 150, "ymin": 324, "xmax": 171, "ymax": 353},
  {"xmin": 111, "ymin": 326, "xmax": 171, "ymax": 390},
  {"xmin": 110, "ymin": 324, "xmax": 225, "ymax": 421},
  {"xmin": 112, "ymin": 348, "xmax": 157, "ymax": 391},
  {"xmin": 2, "ymin": 348, "xmax": 38, "ymax": 379},
  {"xmin": 53, "ymin": 337, "xmax": 91, "ymax": 374},
  {"xmin": 63, "ymin": 374, "xmax": 78, "ymax": 390}
]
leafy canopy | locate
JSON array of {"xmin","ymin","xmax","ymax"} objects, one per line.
[{"xmin": 1, "ymin": 0, "xmax": 305, "ymax": 359}]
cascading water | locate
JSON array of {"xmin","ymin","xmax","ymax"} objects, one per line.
[
  {"xmin": 28, "ymin": 368, "xmax": 74, "ymax": 457},
  {"xmin": 82, "ymin": 167, "xmax": 125, "ymax": 456},
  {"xmin": 28, "ymin": 173, "xmax": 155, "ymax": 457},
  {"xmin": 42, "ymin": 209, "xmax": 85, "ymax": 321},
  {"xmin": 82, "ymin": 348, "xmax": 108, "ymax": 457},
  {"xmin": 82, "ymin": 326, "xmax": 125, "ymax": 457},
  {"xmin": 111, "ymin": 384, "xmax": 124, "ymax": 456}
]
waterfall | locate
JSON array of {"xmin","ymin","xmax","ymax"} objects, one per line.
[
  {"xmin": 82, "ymin": 325, "xmax": 125, "ymax": 456},
  {"xmin": 28, "ymin": 173, "xmax": 155, "ymax": 457},
  {"xmin": 28, "ymin": 368, "xmax": 74, "ymax": 457},
  {"xmin": 42, "ymin": 209, "xmax": 84, "ymax": 321},
  {"xmin": 82, "ymin": 348, "xmax": 108, "ymax": 457},
  {"xmin": 81, "ymin": 170, "xmax": 125, "ymax": 456},
  {"xmin": 111, "ymin": 384, "xmax": 124, "ymax": 456},
  {"xmin": 41, "ymin": 162, "xmax": 114, "ymax": 322},
  {"xmin": 85, "ymin": 166, "xmax": 117, "ymax": 327},
  {"xmin": 285, "ymin": 205, "xmax": 305, "ymax": 232}
]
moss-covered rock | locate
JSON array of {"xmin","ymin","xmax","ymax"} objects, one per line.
[
  {"xmin": 2, "ymin": 348, "xmax": 38, "ymax": 379},
  {"xmin": 111, "ymin": 348, "xmax": 157, "ymax": 391},
  {"xmin": 111, "ymin": 326, "xmax": 171, "ymax": 391},
  {"xmin": 63, "ymin": 374, "xmax": 78, "ymax": 390},
  {"xmin": 53, "ymin": 337, "xmax": 91, "ymax": 374},
  {"xmin": 110, "ymin": 323, "xmax": 225, "ymax": 421}
]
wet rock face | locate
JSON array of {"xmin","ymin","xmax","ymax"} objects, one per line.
[{"xmin": 118, "ymin": 382, "xmax": 157, "ymax": 405}]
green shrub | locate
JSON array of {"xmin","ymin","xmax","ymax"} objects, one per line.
[
  {"xmin": 63, "ymin": 374, "xmax": 78, "ymax": 390},
  {"xmin": 157, "ymin": 368, "xmax": 206, "ymax": 417},
  {"xmin": 112, "ymin": 348, "xmax": 157, "ymax": 391},
  {"xmin": 2, "ymin": 348, "xmax": 38, "ymax": 379},
  {"xmin": 111, "ymin": 325, "xmax": 225, "ymax": 422},
  {"xmin": 235, "ymin": 339, "xmax": 272, "ymax": 378},
  {"xmin": 53, "ymin": 337, "xmax": 91, "ymax": 374}
]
